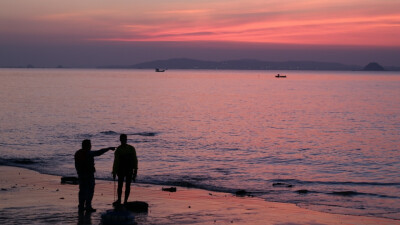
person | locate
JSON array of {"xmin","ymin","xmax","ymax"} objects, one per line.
[
  {"xmin": 74, "ymin": 139, "xmax": 115, "ymax": 213},
  {"xmin": 112, "ymin": 134, "xmax": 138, "ymax": 205}
]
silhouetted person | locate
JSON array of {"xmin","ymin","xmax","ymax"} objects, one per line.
[
  {"xmin": 75, "ymin": 139, "xmax": 115, "ymax": 213},
  {"xmin": 112, "ymin": 134, "xmax": 138, "ymax": 205}
]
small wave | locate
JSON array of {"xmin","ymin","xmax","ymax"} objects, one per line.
[
  {"xmin": 11, "ymin": 158, "xmax": 38, "ymax": 165},
  {"xmin": 100, "ymin": 131, "xmax": 118, "ymax": 135},
  {"xmin": 270, "ymin": 178, "xmax": 400, "ymax": 186},
  {"xmin": 100, "ymin": 131, "xmax": 158, "ymax": 137},
  {"xmin": 130, "ymin": 132, "xmax": 157, "ymax": 137},
  {"xmin": 329, "ymin": 191, "xmax": 399, "ymax": 198},
  {"xmin": 0, "ymin": 157, "xmax": 40, "ymax": 166},
  {"xmin": 329, "ymin": 191, "xmax": 362, "ymax": 197},
  {"xmin": 291, "ymin": 189, "xmax": 399, "ymax": 199}
]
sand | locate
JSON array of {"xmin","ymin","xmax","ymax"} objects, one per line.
[{"xmin": 0, "ymin": 166, "xmax": 398, "ymax": 225}]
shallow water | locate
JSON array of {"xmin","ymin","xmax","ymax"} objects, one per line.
[{"xmin": 0, "ymin": 68, "xmax": 399, "ymax": 219}]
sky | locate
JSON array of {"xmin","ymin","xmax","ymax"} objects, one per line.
[{"xmin": 1, "ymin": 0, "xmax": 399, "ymax": 67}]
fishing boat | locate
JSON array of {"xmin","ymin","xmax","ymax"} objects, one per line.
[
  {"xmin": 275, "ymin": 74, "xmax": 287, "ymax": 78},
  {"xmin": 155, "ymin": 68, "xmax": 166, "ymax": 72}
]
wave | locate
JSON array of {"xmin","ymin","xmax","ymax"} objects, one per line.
[
  {"xmin": 100, "ymin": 131, "xmax": 118, "ymax": 135},
  {"xmin": 126, "ymin": 177, "xmax": 400, "ymax": 200},
  {"xmin": 328, "ymin": 191, "xmax": 398, "ymax": 198},
  {"xmin": 292, "ymin": 189, "xmax": 399, "ymax": 199},
  {"xmin": 270, "ymin": 178, "xmax": 400, "ymax": 186},
  {"xmin": 0, "ymin": 157, "xmax": 42, "ymax": 166},
  {"xmin": 100, "ymin": 131, "xmax": 158, "ymax": 137}
]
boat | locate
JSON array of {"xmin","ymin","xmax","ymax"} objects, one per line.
[
  {"xmin": 155, "ymin": 68, "xmax": 166, "ymax": 72},
  {"xmin": 275, "ymin": 74, "xmax": 287, "ymax": 78}
]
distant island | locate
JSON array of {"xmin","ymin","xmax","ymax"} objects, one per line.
[
  {"xmin": 363, "ymin": 62, "xmax": 385, "ymax": 71},
  {"xmin": 2, "ymin": 59, "xmax": 399, "ymax": 71},
  {"xmin": 99, "ymin": 58, "xmax": 400, "ymax": 71}
]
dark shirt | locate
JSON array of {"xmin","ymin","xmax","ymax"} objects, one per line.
[
  {"xmin": 75, "ymin": 148, "xmax": 109, "ymax": 177},
  {"xmin": 112, "ymin": 144, "xmax": 138, "ymax": 175}
]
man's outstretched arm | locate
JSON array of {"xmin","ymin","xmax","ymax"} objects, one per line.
[{"xmin": 91, "ymin": 147, "xmax": 115, "ymax": 157}]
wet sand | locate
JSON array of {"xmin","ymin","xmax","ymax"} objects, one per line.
[{"xmin": 0, "ymin": 166, "xmax": 398, "ymax": 225}]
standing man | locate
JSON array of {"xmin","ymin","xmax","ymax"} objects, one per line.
[
  {"xmin": 74, "ymin": 139, "xmax": 115, "ymax": 213},
  {"xmin": 112, "ymin": 134, "xmax": 138, "ymax": 205}
]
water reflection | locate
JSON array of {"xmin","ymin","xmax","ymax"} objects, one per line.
[{"xmin": 78, "ymin": 211, "xmax": 93, "ymax": 225}]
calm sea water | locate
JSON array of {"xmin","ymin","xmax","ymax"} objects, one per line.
[{"xmin": 0, "ymin": 68, "xmax": 399, "ymax": 219}]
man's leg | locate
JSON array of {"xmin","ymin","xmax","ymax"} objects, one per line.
[
  {"xmin": 78, "ymin": 177, "xmax": 87, "ymax": 212},
  {"xmin": 85, "ymin": 175, "xmax": 95, "ymax": 211},
  {"xmin": 116, "ymin": 173, "xmax": 125, "ymax": 205},
  {"xmin": 124, "ymin": 172, "xmax": 133, "ymax": 204}
]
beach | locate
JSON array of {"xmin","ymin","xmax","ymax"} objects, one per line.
[{"xmin": 0, "ymin": 166, "xmax": 398, "ymax": 225}]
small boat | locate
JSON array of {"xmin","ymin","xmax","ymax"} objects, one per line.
[
  {"xmin": 155, "ymin": 68, "xmax": 166, "ymax": 72},
  {"xmin": 275, "ymin": 74, "xmax": 287, "ymax": 78}
]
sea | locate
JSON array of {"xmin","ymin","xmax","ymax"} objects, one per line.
[{"xmin": 0, "ymin": 68, "xmax": 399, "ymax": 220}]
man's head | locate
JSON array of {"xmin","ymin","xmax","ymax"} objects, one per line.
[
  {"xmin": 120, "ymin": 134, "xmax": 127, "ymax": 144},
  {"xmin": 82, "ymin": 139, "xmax": 91, "ymax": 151}
]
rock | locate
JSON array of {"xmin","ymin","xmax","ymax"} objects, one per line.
[
  {"xmin": 162, "ymin": 187, "xmax": 177, "ymax": 192},
  {"xmin": 61, "ymin": 176, "xmax": 78, "ymax": 185},
  {"xmin": 235, "ymin": 190, "xmax": 251, "ymax": 197},
  {"xmin": 124, "ymin": 201, "xmax": 149, "ymax": 213}
]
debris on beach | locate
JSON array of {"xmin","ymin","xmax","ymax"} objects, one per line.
[{"xmin": 162, "ymin": 187, "xmax": 177, "ymax": 192}]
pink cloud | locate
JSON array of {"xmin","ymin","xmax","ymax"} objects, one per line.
[{"xmin": 1, "ymin": 0, "xmax": 400, "ymax": 46}]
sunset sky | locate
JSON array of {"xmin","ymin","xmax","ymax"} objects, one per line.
[{"xmin": 1, "ymin": 0, "xmax": 399, "ymax": 67}]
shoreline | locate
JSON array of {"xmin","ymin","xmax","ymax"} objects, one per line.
[{"xmin": 0, "ymin": 166, "xmax": 399, "ymax": 225}]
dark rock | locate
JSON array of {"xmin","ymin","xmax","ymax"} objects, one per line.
[
  {"xmin": 162, "ymin": 187, "xmax": 177, "ymax": 192},
  {"xmin": 61, "ymin": 176, "xmax": 79, "ymax": 185},
  {"xmin": 124, "ymin": 201, "xmax": 149, "ymax": 213},
  {"xmin": 363, "ymin": 62, "xmax": 384, "ymax": 71},
  {"xmin": 235, "ymin": 190, "xmax": 249, "ymax": 197}
]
